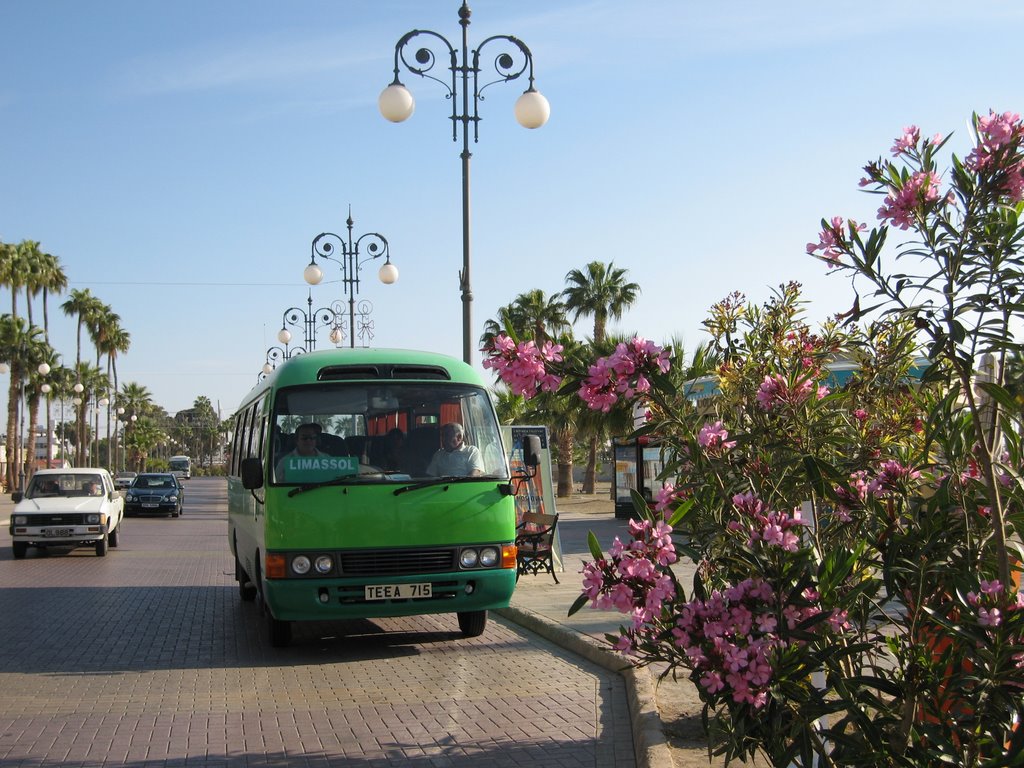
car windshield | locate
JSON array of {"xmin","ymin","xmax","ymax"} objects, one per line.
[
  {"xmin": 26, "ymin": 474, "xmax": 104, "ymax": 498},
  {"xmin": 270, "ymin": 381, "xmax": 507, "ymax": 486},
  {"xmin": 135, "ymin": 476, "xmax": 174, "ymax": 489}
]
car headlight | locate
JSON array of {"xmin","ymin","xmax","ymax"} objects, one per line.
[
  {"xmin": 314, "ymin": 555, "xmax": 334, "ymax": 574},
  {"xmin": 460, "ymin": 548, "xmax": 479, "ymax": 568},
  {"xmin": 126, "ymin": 494, "xmax": 136, "ymax": 502},
  {"xmin": 168, "ymin": 495, "xmax": 178, "ymax": 502},
  {"xmin": 291, "ymin": 555, "xmax": 311, "ymax": 575},
  {"xmin": 479, "ymin": 547, "xmax": 499, "ymax": 567},
  {"xmin": 86, "ymin": 513, "xmax": 100, "ymax": 524},
  {"xmin": 13, "ymin": 515, "xmax": 26, "ymax": 525}
]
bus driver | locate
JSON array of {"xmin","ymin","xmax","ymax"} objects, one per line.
[{"xmin": 426, "ymin": 422, "xmax": 484, "ymax": 477}]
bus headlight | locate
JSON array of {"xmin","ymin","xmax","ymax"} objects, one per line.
[
  {"xmin": 460, "ymin": 548, "xmax": 479, "ymax": 568},
  {"xmin": 291, "ymin": 555, "xmax": 311, "ymax": 575},
  {"xmin": 314, "ymin": 555, "xmax": 334, "ymax": 574},
  {"xmin": 479, "ymin": 547, "xmax": 499, "ymax": 567}
]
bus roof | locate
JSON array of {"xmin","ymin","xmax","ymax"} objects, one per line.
[{"xmin": 238, "ymin": 348, "xmax": 486, "ymax": 410}]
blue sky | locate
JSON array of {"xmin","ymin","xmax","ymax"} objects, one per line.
[{"xmin": 2, "ymin": 0, "xmax": 1023, "ymax": 421}]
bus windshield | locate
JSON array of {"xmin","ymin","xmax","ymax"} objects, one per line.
[{"xmin": 270, "ymin": 382, "xmax": 507, "ymax": 485}]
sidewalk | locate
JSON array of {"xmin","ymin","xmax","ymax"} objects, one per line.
[{"xmin": 496, "ymin": 486, "xmax": 716, "ymax": 768}]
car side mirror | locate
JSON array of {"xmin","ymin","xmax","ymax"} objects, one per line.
[
  {"xmin": 241, "ymin": 457, "xmax": 264, "ymax": 490},
  {"xmin": 11, "ymin": 491, "xmax": 23, "ymax": 503}
]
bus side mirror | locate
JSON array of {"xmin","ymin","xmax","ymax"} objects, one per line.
[
  {"xmin": 241, "ymin": 458, "xmax": 264, "ymax": 490},
  {"xmin": 523, "ymin": 435, "xmax": 542, "ymax": 474}
]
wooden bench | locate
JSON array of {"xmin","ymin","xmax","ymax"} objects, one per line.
[{"xmin": 515, "ymin": 512, "xmax": 559, "ymax": 583}]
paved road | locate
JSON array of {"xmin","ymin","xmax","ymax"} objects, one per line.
[{"xmin": 0, "ymin": 477, "xmax": 635, "ymax": 767}]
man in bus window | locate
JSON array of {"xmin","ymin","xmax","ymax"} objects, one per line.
[
  {"xmin": 426, "ymin": 422, "xmax": 484, "ymax": 477},
  {"xmin": 275, "ymin": 423, "xmax": 328, "ymax": 481}
]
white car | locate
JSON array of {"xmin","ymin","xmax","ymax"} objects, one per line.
[{"xmin": 9, "ymin": 468, "xmax": 125, "ymax": 558}]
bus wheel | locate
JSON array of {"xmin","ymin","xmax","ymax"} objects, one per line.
[
  {"xmin": 12, "ymin": 542, "xmax": 27, "ymax": 559},
  {"xmin": 457, "ymin": 610, "xmax": 487, "ymax": 638},
  {"xmin": 257, "ymin": 564, "xmax": 292, "ymax": 648},
  {"xmin": 236, "ymin": 556, "xmax": 257, "ymax": 602}
]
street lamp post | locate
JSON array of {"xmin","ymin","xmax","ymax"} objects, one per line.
[
  {"xmin": 303, "ymin": 209, "xmax": 398, "ymax": 349},
  {"xmin": 379, "ymin": 1, "xmax": 549, "ymax": 364},
  {"xmin": 277, "ymin": 292, "xmax": 338, "ymax": 352}
]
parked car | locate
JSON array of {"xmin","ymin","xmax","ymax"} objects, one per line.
[
  {"xmin": 9, "ymin": 468, "xmax": 125, "ymax": 558},
  {"xmin": 124, "ymin": 473, "xmax": 183, "ymax": 517},
  {"xmin": 114, "ymin": 471, "xmax": 137, "ymax": 490}
]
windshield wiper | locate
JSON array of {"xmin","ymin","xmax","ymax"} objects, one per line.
[
  {"xmin": 287, "ymin": 475, "xmax": 379, "ymax": 497},
  {"xmin": 393, "ymin": 475, "xmax": 505, "ymax": 496}
]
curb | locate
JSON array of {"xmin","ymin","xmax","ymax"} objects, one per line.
[{"xmin": 496, "ymin": 606, "xmax": 674, "ymax": 768}]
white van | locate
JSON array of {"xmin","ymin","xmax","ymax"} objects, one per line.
[{"xmin": 9, "ymin": 468, "xmax": 125, "ymax": 558}]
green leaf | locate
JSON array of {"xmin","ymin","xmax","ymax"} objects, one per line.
[
  {"xmin": 587, "ymin": 530, "xmax": 604, "ymax": 561},
  {"xmin": 977, "ymin": 381, "xmax": 1019, "ymax": 412},
  {"xmin": 567, "ymin": 592, "xmax": 589, "ymax": 617}
]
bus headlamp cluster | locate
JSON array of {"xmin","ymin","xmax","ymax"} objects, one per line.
[
  {"xmin": 290, "ymin": 554, "xmax": 335, "ymax": 576},
  {"xmin": 459, "ymin": 546, "xmax": 500, "ymax": 569}
]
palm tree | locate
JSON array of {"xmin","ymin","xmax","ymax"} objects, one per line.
[
  {"xmin": 0, "ymin": 316, "xmax": 49, "ymax": 489},
  {"xmin": 480, "ymin": 289, "xmax": 569, "ymax": 350},
  {"xmin": 562, "ymin": 261, "xmax": 641, "ymax": 493},
  {"xmin": 61, "ymin": 289, "xmax": 103, "ymax": 458},
  {"xmin": 87, "ymin": 303, "xmax": 120, "ymax": 463},
  {"xmin": 101, "ymin": 325, "xmax": 131, "ymax": 469}
]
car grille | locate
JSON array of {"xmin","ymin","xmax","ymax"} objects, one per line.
[
  {"xmin": 22, "ymin": 513, "xmax": 89, "ymax": 525},
  {"xmin": 339, "ymin": 548, "xmax": 456, "ymax": 577}
]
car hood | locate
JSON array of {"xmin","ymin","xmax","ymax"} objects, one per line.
[{"xmin": 14, "ymin": 497, "xmax": 108, "ymax": 513}]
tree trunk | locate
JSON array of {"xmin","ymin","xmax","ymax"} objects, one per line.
[
  {"xmin": 583, "ymin": 434, "xmax": 598, "ymax": 494},
  {"xmin": 555, "ymin": 426, "xmax": 574, "ymax": 497},
  {"xmin": 5, "ymin": 373, "xmax": 19, "ymax": 490}
]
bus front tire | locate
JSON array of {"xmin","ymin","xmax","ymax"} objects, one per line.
[
  {"xmin": 257, "ymin": 563, "xmax": 292, "ymax": 648},
  {"xmin": 457, "ymin": 610, "xmax": 487, "ymax": 638}
]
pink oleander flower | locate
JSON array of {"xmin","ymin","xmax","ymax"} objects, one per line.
[
  {"xmin": 697, "ymin": 421, "xmax": 736, "ymax": 455},
  {"xmin": 578, "ymin": 337, "xmax": 670, "ymax": 412},
  {"xmin": 481, "ymin": 334, "xmax": 563, "ymax": 398},
  {"xmin": 867, "ymin": 459, "xmax": 921, "ymax": 496},
  {"xmin": 806, "ymin": 216, "xmax": 866, "ymax": 267},
  {"xmin": 756, "ymin": 374, "xmax": 816, "ymax": 411},
  {"xmin": 891, "ymin": 125, "xmax": 920, "ymax": 156},
  {"xmin": 877, "ymin": 170, "xmax": 943, "ymax": 230},
  {"xmin": 978, "ymin": 607, "xmax": 1002, "ymax": 628}
]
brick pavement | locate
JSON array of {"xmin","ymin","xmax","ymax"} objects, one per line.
[{"xmin": 0, "ymin": 482, "xmax": 639, "ymax": 768}]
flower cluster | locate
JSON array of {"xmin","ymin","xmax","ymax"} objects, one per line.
[
  {"xmin": 966, "ymin": 110, "xmax": 1024, "ymax": 200},
  {"xmin": 806, "ymin": 216, "xmax": 865, "ymax": 266},
  {"xmin": 671, "ymin": 579, "xmax": 835, "ymax": 708},
  {"xmin": 578, "ymin": 337, "xmax": 671, "ymax": 412},
  {"xmin": 728, "ymin": 492, "xmax": 804, "ymax": 552},
  {"xmin": 697, "ymin": 421, "xmax": 735, "ymax": 456},
  {"xmin": 755, "ymin": 373, "xmax": 828, "ymax": 412},
  {"xmin": 877, "ymin": 170, "xmax": 943, "ymax": 230},
  {"xmin": 580, "ymin": 517, "xmax": 678, "ymax": 640},
  {"xmin": 481, "ymin": 334, "xmax": 563, "ymax": 398},
  {"xmin": 866, "ymin": 459, "xmax": 921, "ymax": 497}
]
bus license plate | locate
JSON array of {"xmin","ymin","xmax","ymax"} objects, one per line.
[
  {"xmin": 43, "ymin": 528, "xmax": 72, "ymax": 537},
  {"xmin": 364, "ymin": 583, "xmax": 432, "ymax": 601}
]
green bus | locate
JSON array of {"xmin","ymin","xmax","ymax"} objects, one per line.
[{"xmin": 227, "ymin": 348, "xmax": 538, "ymax": 647}]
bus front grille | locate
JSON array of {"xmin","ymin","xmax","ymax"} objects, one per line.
[{"xmin": 340, "ymin": 548, "xmax": 456, "ymax": 577}]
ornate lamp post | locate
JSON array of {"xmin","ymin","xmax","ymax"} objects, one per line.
[
  {"xmin": 379, "ymin": 1, "xmax": 549, "ymax": 364},
  {"xmin": 38, "ymin": 362, "xmax": 52, "ymax": 469},
  {"xmin": 302, "ymin": 209, "xmax": 398, "ymax": 349},
  {"xmin": 277, "ymin": 292, "xmax": 338, "ymax": 352}
]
